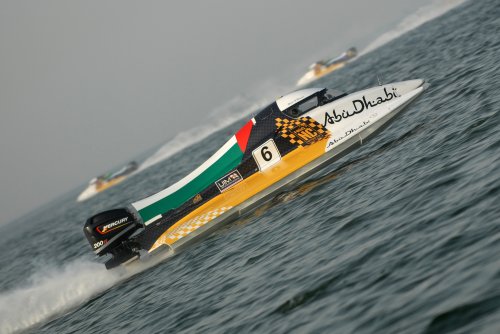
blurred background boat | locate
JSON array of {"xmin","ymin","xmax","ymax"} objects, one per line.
[
  {"xmin": 296, "ymin": 47, "xmax": 357, "ymax": 86},
  {"xmin": 77, "ymin": 161, "xmax": 138, "ymax": 202}
]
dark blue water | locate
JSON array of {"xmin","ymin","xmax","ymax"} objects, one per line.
[{"xmin": 2, "ymin": 0, "xmax": 500, "ymax": 333}]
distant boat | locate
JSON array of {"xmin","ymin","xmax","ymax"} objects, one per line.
[
  {"xmin": 297, "ymin": 47, "xmax": 358, "ymax": 86},
  {"xmin": 77, "ymin": 161, "xmax": 138, "ymax": 202}
]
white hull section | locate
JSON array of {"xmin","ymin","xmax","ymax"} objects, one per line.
[{"xmin": 77, "ymin": 185, "xmax": 98, "ymax": 202}]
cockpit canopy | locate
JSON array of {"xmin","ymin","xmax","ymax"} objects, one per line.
[{"xmin": 277, "ymin": 88, "xmax": 346, "ymax": 118}]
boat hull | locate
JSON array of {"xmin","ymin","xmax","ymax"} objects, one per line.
[{"xmin": 148, "ymin": 81, "xmax": 425, "ymax": 253}]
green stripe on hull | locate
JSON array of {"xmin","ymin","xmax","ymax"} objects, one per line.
[{"xmin": 138, "ymin": 144, "xmax": 244, "ymax": 222}]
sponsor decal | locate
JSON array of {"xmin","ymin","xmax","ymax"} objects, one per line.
[
  {"xmin": 326, "ymin": 120, "xmax": 371, "ymax": 150},
  {"xmin": 252, "ymin": 139, "xmax": 282, "ymax": 171},
  {"xmin": 96, "ymin": 217, "xmax": 128, "ymax": 234},
  {"xmin": 93, "ymin": 240, "xmax": 107, "ymax": 249},
  {"xmin": 323, "ymin": 87, "xmax": 399, "ymax": 126},
  {"xmin": 192, "ymin": 194, "xmax": 203, "ymax": 204},
  {"xmin": 276, "ymin": 117, "xmax": 329, "ymax": 147},
  {"xmin": 215, "ymin": 170, "xmax": 243, "ymax": 192}
]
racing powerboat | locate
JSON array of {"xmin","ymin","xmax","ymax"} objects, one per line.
[
  {"xmin": 84, "ymin": 79, "xmax": 425, "ymax": 269},
  {"xmin": 297, "ymin": 47, "xmax": 357, "ymax": 86},
  {"xmin": 77, "ymin": 161, "xmax": 138, "ymax": 202}
]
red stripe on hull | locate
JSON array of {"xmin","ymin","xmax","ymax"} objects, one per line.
[{"xmin": 235, "ymin": 120, "xmax": 254, "ymax": 153}]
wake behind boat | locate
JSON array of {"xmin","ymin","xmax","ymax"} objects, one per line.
[
  {"xmin": 77, "ymin": 162, "xmax": 138, "ymax": 202},
  {"xmin": 83, "ymin": 79, "xmax": 425, "ymax": 269},
  {"xmin": 297, "ymin": 47, "xmax": 358, "ymax": 86}
]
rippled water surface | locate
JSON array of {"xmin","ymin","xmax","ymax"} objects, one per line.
[{"xmin": 1, "ymin": 0, "xmax": 500, "ymax": 333}]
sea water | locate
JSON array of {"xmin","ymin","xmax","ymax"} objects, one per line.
[{"xmin": 2, "ymin": 0, "xmax": 500, "ymax": 333}]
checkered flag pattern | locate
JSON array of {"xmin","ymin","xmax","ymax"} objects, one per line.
[
  {"xmin": 166, "ymin": 206, "xmax": 233, "ymax": 242},
  {"xmin": 275, "ymin": 117, "xmax": 329, "ymax": 147}
]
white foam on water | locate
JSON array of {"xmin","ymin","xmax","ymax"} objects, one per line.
[
  {"xmin": 0, "ymin": 260, "xmax": 120, "ymax": 333},
  {"xmin": 361, "ymin": 0, "xmax": 467, "ymax": 56},
  {"xmin": 138, "ymin": 80, "xmax": 289, "ymax": 172},
  {"xmin": 0, "ymin": 252, "xmax": 174, "ymax": 334}
]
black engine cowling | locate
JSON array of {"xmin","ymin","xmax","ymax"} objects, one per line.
[{"xmin": 83, "ymin": 208, "xmax": 142, "ymax": 269}]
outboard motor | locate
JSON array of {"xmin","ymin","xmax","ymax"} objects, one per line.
[{"xmin": 83, "ymin": 208, "xmax": 142, "ymax": 269}]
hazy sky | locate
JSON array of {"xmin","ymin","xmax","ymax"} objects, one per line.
[{"xmin": 0, "ymin": 0, "xmax": 435, "ymax": 225}]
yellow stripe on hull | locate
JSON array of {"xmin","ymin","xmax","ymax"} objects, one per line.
[{"xmin": 149, "ymin": 136, "xmax": 329, "ymax": 252}]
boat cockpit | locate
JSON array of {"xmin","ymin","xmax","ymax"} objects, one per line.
[{"xmin": 280, "ymin": 88, "xmax": 347, "ymax": 118}]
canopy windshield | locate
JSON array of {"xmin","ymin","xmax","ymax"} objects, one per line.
[
  {"xmin": 282, "ymin": 88, "xmax": 347, "ymax": 118},
  {"xmin": 322, "ymin": 88, "xmax": 346, "ymax": 102}
]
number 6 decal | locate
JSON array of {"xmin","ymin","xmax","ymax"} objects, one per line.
[{"xmin": 252, "ymin": 139, "xmax": 281, "ymax": 171}]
